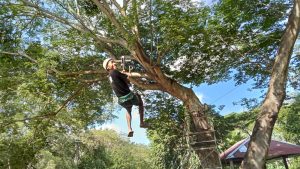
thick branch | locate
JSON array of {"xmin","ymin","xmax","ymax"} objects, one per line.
[
  {"xmin": 92, "ymin": 0, "xmax": 129, "ymax": 36},
  {"xmin": 128, "ymin": 72, "xmax": 149, "ymax": 78},
  {"xmin": 128, "ymin": 77, "xmax": 163, "ymax": 90},
  {"xmin": 48, "ymin": 0, "xmax": 126, "ymax": 47},
  {"xmin": 95, "ymin": 34, "xmax": 127, "ymax": 46}
]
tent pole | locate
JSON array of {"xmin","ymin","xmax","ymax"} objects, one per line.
[
  {"xmin": 282, "ymin": 157, "xmax": 289, "ymax": 169},
  {"xmin": 229, "ymin": 160, "xmax": 234, "ymax": 169}
]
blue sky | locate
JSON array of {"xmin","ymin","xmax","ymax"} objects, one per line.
[{"xmin": 99, "ymin": 79, "xmax": 265, "ymax": 145}]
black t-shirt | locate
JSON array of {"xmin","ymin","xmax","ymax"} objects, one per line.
[{"xmin": 109, "ymin": 70, "xmax": 130, "ymax": 97}]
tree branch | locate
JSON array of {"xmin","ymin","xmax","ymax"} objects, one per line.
[
  {"xmin": 123, "ymin": 0, "xmax": 130, "ymax": 10},
  {"xmin": 17, "ymin": 0, "xmax": 127, "ymax": 59},
  {"xmin": 58, "ymin": 0, "xmax": 128, "ymax": 48},
  {"xmin": 110, "ymin": 0, "xmax": 125, "ymax": 16},
  {"xmin": 0, "ymin": 84, "xmax": 88, "ymax": 128},
  {"xmin": 95, "ymin": 41, "xmax": 118, "ymax": 59},
  {"xmin": 91, "ymin": 0, "xmax": 129, "ymax": 37},
  {"xmin": 157, "ymin": 47, "xmax": 170, "ymax": 65},
  {"xmin": 128, "ymin": 72, "xmax": 150, "ymax": 78},
  {"xmin": 128, "ymin": 77, "xmax": 163, "ymax": 90},
  {"xmin": 0, "ymin": 51, "xmax": 38, "ymax": 63},
  {"xmin": 131, "ymin": 0, "xmax": 139, "ymax": 37},
  {"xmin": 95, "ymin": 34, "xmax": 127, "ymax": 46},
  {"xmin": 74, "ymin": 0, "xmax": 80, "ymax": 15},
  {"xmin": 58, "ymin": 69, "xmax": 148, "ymax": 79},
  {"xmin": 58, "ymin": 70, "xmax": 106, "ymax": 76},
  {"xmin": 21, "ymin": 0, "xmax": 84, "ymax": 31},
  {"xmin": 22, "ymin": 0, "xmax": 119, "ymax": 46},
  {"xmin": 53, "ymin": 84, "xmax": 87, "ymax": 116},
  {"xmin": 78, "ymin": 78, "xmax": 102, "ymax": 83},
  {"xmin": 1, "ymin": 51, "xmax": 106, "ymax": 80}
]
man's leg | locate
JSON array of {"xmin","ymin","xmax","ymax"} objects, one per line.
[
  {"xmin": 136, "ymin": 94, "xmax": 148, "ymax": 128},
  {"xmin": 125, "ymin": 106, "xmax": 133, "ymax": 136}
]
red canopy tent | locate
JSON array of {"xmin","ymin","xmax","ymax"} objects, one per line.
[{"xmin": 220, "ymin": 138, "xmax": 300, "ymax": 169}]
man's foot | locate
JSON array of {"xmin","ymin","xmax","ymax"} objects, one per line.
[
  {"xmin": 140, "ymin": 122, "xmax": 150, "ymax": 128},
  {"xmin": 128, "ymin": 131, "xmax": 134, "ymax": 137}
]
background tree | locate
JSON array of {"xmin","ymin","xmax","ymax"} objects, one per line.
[
  {"xmin": 276, "ymin": 94, "xmax": 300, "ymax": 144},
  {"xmin": 217, "ymin": 94, "xmax": 300, "ymax": 169},
  {"xmin": 32, "ymin": 129, "xmax": 151, "ymax": 169},
  {"xmin": 241, "ymin": 0, "xmax": 300, "ymax": 168}
]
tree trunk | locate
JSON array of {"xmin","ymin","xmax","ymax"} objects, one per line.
[
  {"xmin": 240, "ymin": 0, "xmax": 300, "ymax": 168},
  {"xmin": 185, "ymin": 94, "xmax": 222, "ymax": 168},
  {"xmin": 131, "ymin": 42, "xmax": 222, "ymax": 168}
]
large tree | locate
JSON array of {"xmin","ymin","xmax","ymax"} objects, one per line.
[
  {"xmin": 241, "ymin": 0, "xmax": 300, "ymax": 168},
  {"xmin": 0, "ymin": 0, "xmax": 295, "ymax": 167}
]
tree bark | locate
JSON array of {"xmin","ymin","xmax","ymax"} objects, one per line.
[{"xmin": 240, "ymin": 0, "xmax": 300, "ymax": 168}]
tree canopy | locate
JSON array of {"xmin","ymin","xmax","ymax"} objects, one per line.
[{"xmin": 1, "ymin": 0, "xmax": 299, "ymax": 168}]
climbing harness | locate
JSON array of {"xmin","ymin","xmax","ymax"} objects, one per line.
[{"xmin": 118, "ymin": 91, "xmax": 134, "ymax": 104}]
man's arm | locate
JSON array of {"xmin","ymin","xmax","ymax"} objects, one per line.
[
  {"xmin": 121, "ymin": 71, "xmax": 132, "ymax": 77},
  {"xmin": 120, "ymin": 71, "xmax": 132, "ymax": 85}
]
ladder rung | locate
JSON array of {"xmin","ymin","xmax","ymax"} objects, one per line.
[
  {"xmin": 187, "ymin": 130, "xmax": 215, "ymax": 135},
  {"xmin": 193, "ymin": 147, "xmax": 216, "ymax": 150},
  {"xmin": 191, "ymin": 140, "xmax": 216, "ymax": 144}
]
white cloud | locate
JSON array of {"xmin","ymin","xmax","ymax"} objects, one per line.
[{"xmin": 97, "ymin": 123, "xmax": 121, "ymax": 133}]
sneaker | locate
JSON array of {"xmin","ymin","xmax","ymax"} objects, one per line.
[
  {"xmin": 140, "ymin": 122, "xmax": 150, "ymax": 128},
  {"xmin": 128, "ymin": 131, "xmax": 134, "ymax": 137}
]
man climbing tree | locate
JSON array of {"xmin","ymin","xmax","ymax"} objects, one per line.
[
  {"xmin": 103, "ymin": 58, "xmax": 148, "ymax": 137},
  {"xmin": 1, "ymin": 0, "xmax": 295, "ymax": 168}
]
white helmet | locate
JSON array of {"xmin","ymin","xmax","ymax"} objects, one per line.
[{"xmin": 102, "ymin": 58, "xmax": 113, "ymax": 70}]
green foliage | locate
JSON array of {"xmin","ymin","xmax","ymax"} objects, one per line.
[
  {"xmin": 276, "ymin": 94, "xmax": 300, "ymax": 144},
  {"xmin": 212, "ymin": 0, "xmax": 291, "ymax": 87},
  {"xmin": 31, "ymin": 130, "xmax": 151, "ymax": 169},
  {"xmin": 0, "ymin": 33, "xmax": 115, "ymax": 168},
  {"xmin": 145, "ymin": 92, "xmax": 185, "ymax": 168},
  {"xmin": 81, "ymin": 130, "xmax": 151, "ymax": 169},
  {"xmin": 1, "ymin": 0, "xmax": 292, "ymax": 88}
]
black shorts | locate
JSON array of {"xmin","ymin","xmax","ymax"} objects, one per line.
[{"xmin": 119, "ymin": 93, "xmax": 140, "ymax": 112}]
